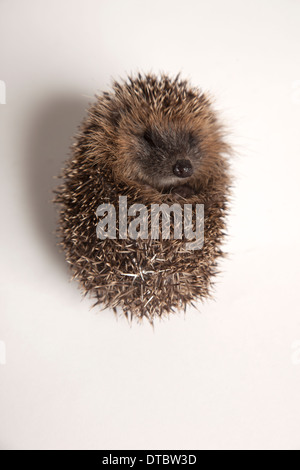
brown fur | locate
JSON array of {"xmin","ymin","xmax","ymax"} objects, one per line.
[{"xmin": 55, "ymin": 73, "xmax": 232, "ymax": 323}]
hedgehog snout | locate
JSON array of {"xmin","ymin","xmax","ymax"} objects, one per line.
[{"xmin": 173, "ymin": 159, "xmax": 193, "ymax": 178}]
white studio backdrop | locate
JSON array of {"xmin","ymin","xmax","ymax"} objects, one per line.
[{"xmin": 0, "ymin": 0, "xmax": 300, "ymax": 450}]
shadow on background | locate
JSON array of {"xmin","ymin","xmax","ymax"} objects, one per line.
[{"xmin": 25, "ymin": 93, "xmax": 90, "ymax": 270}]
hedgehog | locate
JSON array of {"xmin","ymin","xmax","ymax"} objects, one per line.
[{"xmin": 55, "ymin": 73, "xmax": 232, "ymax": 323}]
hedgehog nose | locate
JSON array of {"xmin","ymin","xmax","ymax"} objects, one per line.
[{"xmin": 173, "ymin": 159, "xmax": 193, "ymax": 178}]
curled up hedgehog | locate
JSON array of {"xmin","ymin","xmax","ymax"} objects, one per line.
[{"xmin": 55, "ymin": 73, "xmax": 232, "ymax": 323}]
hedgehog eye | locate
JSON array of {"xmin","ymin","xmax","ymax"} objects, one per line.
[
  {"xmin": 143, "ymin": 129, "xmax": 156, "ymax": 147},
  {"xmin": 188, "ymin": 132, "xmax": 198, "ymax": 147}
]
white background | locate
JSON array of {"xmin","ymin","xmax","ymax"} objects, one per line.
[{"xmin": 1, "ymin": 0, "xmax": 300, "ymax": 450}]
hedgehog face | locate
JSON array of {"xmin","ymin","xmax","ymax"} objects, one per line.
[
  {"xmin": 131, "ymin": 125, "xmax": 203, "ymax": 190},
  {"xmin": 106, "ymin": 74, "xmax": 229, "ymax": 194}
]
